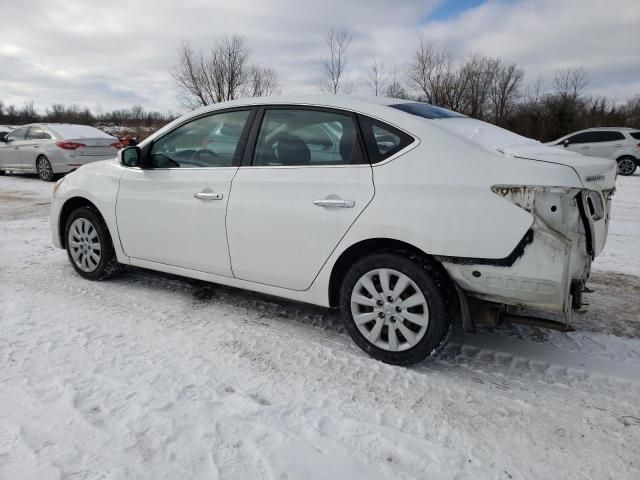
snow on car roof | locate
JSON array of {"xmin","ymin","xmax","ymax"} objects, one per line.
[{"xmin": 44, "ymin": 124, "xmax": 115, "ymax": 139}]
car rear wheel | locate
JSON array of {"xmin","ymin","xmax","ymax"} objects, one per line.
[
  {"xmin": 616, "ymin": 157, "xmax": 637, "ymax": 176},
  {"xmin": 36, "ymin": 155, "xmax": 55, "ymax": 182},
  {"xmin": 64, "ymin": 206, "xmax": 122, "ymax": 280},
  {"xmin": 340, "ymin": 252, "xmax": 451, "ymax": 365}
]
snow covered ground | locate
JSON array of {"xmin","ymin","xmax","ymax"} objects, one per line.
[{"xmin": 1, "ymin": 172, "xmax": 639, "ymax": 480}]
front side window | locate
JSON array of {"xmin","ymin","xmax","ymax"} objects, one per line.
[
  {"xmin": 566, "ymin": 132, "xmax": 595, "ymax": 144},
  {"xmin": 150, "ymin": 110, "xmax": 251, "ymax": 168},
  {"xmin": 358, "ymin": 115, "xmax": 414, "ymax": 164},
  {"xmin": 252, "ymin": 109, "xmax": 364, "ymax": 166},
  {"xmin": 6, "ymin": 126, "xmax": 29, "ymax": 142}
]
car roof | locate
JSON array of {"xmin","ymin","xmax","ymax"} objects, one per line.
[
  {"xmin": 190, "ymin": 94, "xmax": 414, "ymax": 116},
  {"xmin": 579, "ymin": 127, "xmax": 639, "ymax": 132}
]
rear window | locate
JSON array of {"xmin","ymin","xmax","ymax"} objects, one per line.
[
  {"xmin": 630, "ymin": 132, "xmax": 640, "ymax": 140},
  {"xmin": 48, "ymin": 124, "xmax": 113, "ymax": 139},
  {"xmin": 391, "ymin": 103, "xmax": 465, "ymax": 119}
]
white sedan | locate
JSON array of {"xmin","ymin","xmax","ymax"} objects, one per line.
[
  {"xmin": 50, "ymin": 95, "xmax": 616, "ymax": 365},
  {"xmin": 0, "ymin": 123, "xmax": 120, "ymax": 181}
]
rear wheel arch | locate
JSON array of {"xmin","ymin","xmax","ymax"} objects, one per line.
[{"xmin": 328, "ymin": 238, "xmax": 459, "ymax": 314}]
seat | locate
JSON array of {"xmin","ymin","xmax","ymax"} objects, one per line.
[{"xmin": 274, "ymin": 134, "xmax": 311, "ymax": 166}]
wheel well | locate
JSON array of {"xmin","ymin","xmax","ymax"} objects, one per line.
[
  {"xmin": 59, "ymin": 197, "xmax": 103, "ymax": 247},
  {"xmin": 616, "ymin": 155, "xmax": 638, "ymax": 162},
  {"xmin": 328, "ymin": 238, "xmax": 458, "ymax": 309}
]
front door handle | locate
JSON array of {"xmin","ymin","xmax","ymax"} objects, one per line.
[
  {"xmin": 194, "ymin": 192, "xmax": 223, "ymax": 201},
  {"xmin": 314, "ymin": 198, "xmax": 355, "ymax": 208}
]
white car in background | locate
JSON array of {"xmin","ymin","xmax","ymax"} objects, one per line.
[
  {"xmin": 547, "ymin": 127, "xmax": 640, "ymax": 176},
  {"xmin": 50, "ymin": 95, "xmax": 616, "ymax": 365},
  {"xmin": 0, "ymin": 124, "xmax": 120, "ymax": 181}
]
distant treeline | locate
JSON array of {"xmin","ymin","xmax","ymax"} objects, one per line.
[{"xmin": 0, "ymin": 101, "xmax": 176, "ymax": 138}]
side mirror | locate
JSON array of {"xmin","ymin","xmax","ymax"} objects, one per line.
[
  {"xmin": 562, "ymin": 139, "xmax": 570, "ymax": 147},
  {"xmin": 119, "ymin": 146, "xmax": 141, "ymax": 167}
]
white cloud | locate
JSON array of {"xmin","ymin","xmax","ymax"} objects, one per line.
[{"xmin": 0, "ymin": 0, "xmax": 637, "ymax": 114}]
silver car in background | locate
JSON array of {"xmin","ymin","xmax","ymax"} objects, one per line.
[{"xmin": 0, "ymin": 124, "xmax": 120, "ymax": 181}]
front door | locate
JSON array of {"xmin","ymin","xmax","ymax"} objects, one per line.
[
  {"xmin": 226, "ymin": 107, "xmax": 375, "ymax": 291},
  {"xmin": 115, "ymin": 109, "xmax": 254, "ymax": 276},
  {"xmin": 0, "ymin": 126, "xmax": 30, "ymax": 170}
]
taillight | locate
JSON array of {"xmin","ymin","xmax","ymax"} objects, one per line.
[{"xmin": 56, "ymin": 141, "xmax": 86, "ymax": 150}]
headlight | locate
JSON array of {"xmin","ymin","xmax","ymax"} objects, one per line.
[{"xmin": 52, "ymin": 177, "xmax": 65, "ymax": 197}]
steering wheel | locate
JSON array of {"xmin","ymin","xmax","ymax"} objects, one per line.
[{"xmin": 192, "ymin": 149, "xmax": 219, "ymax": 163}]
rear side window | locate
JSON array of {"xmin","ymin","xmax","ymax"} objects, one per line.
[
  {"xmin": 27, "ymin": 127, "xmax": 51, "ymax": 140},
  {"xmin": 252, "ymin": 109, "xmax": 364, "ymax": 166},
  {"xmin": 629, "ymin": 132, "xmax": 640, "ymax": 140},
  {"xmin": 357, "ymin": 115, "xmax": 414, "ymax": 164}
]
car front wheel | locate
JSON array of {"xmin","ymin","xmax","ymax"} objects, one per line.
[
  {"xmin": 616, "ymin": 157, "xmax": 637, "ymax": 176},
  {"xmin": 64, "ymin": 207, "xmax": 122, "ymax": 280},
  {"xmin": 340, "ymin": 252, "xmax": 451, "ymax": 365}
]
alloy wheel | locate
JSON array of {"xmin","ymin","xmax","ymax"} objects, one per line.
[
  {"xmin": 37, "ymin": 157, "xmax": 53, "ymax": 181},
  {"xmin": 617, "ymin": 158, "xmax": 636, "ymax": 176},
  {"xmin": 68, "ymin": 218, "xmax": 102, "ymax": 273},
  {"xmin": 350, "ymin": 268, "xmax": 429, "ymax": 352}
]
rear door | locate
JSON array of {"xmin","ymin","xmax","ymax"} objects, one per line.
[
  {"xmin": 588, "ymin": 131, "xmax": 626, "ymax": 159},
  {"xmin": 19, "ymin": 126, "xmax": 53, "ymax": 170},
  {"xmin": 116, "ymin": 108, "xmax": 255, "ymax": 276},
  {"xmin": 226, "ymin": 106, "xmax": 374, "ymax": 291},
  {"xmin": 0, "ymin": 126, "xmax": 30, "ymax": 170}
]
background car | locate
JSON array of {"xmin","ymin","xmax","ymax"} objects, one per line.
[
  {"xmin": 0, "ymin": 123, "xmax": 120, "ymax": 181},
  {"xmin": 547, "ymin": 127, "xmax": 640, "ymax": 176},
  {"xmin": 50, "ymin": 95, "xmax": 616, "ymax": 365}
]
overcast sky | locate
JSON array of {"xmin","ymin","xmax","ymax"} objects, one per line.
[{"xmin": 1, "ymin": 0, "xmax": 638, "ymax": 114}]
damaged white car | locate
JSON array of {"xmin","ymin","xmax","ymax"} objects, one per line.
[{"xmin": 50, "ymin": 95, "xmax": 616, "ymax": 365}]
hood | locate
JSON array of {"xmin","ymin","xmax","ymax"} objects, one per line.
[{"xmin": 434, "ymin": 118, "xmax": 617, "ymax": 190}]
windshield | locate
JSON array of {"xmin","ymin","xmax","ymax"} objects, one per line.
[{"xmin": 391, "ymin": 102, "xmax": 466, "ymax": 119}]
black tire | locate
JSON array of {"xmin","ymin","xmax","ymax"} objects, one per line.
[
  {"xmin": 339, "ymin": 252, "xmax": 452, "ymax": 365},
  {"xmin": 0, "ymin": 170, "xmax": 5, "ymax": 176},
  {"xmin": 36, "ymin": 155, "xmax": 55, "ymax": 182},
  {"xmin": 64, "ymin": 206, "xmax": 122, "ymax": 280},
  {"xmin": 616, "ymin": 156, "xmax": 637, "ymax": 176}
]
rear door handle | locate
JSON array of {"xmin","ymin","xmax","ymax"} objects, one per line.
[
  {"xmin": 194, "ymin": 192, "xmax": 223, "ymax": 201},
  {"xmin": 314, "ymin": 198, "xmax": 355, "ymax": 208}
]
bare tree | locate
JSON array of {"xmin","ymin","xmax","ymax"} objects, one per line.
[
  {"xmin": 460, "ymin": 54, "xmax": 498, "ymax": 119},
  {"xmin": 247, "ymin": 66, "xmax": 281, "ymax": 97},
  {"xmin": 385, "ymin": 66, "xmax": 409, "ymax": 99},
  {"xmin": 488, "ymin": 60, "xmax": 524, "ymax": 125},
  {"xmin": 367, "ymin": 60, "xmax": 388, "ymax": 96},
  {"xmin": 320, "ymin": 27, "xmax": 353, "ymax": 94},
  {"xmin": 171, "ymin": 34, "xmax": 276, "ymax": 108},
  {"xmin": 406, "ymin": 40, "xmax": 450, "ymax": 104},
  {"xmin": 553, "ymin": 67, "xmax": 589, "ymax": 101}
]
